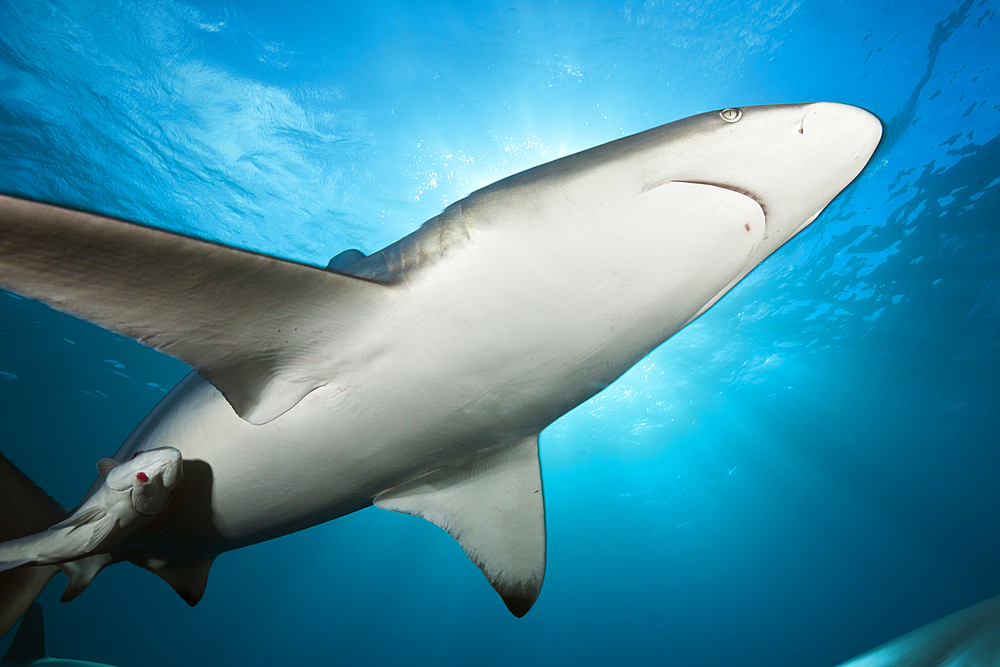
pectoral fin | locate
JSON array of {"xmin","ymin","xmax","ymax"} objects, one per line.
[
  {"xmin": 48, "ymin": 507, "xmax": 115, "ymax": 553},
  {"xmin": 138, "ymin": 557, "xmax": 215, "ymax": 606},
  {"xmin": 82, "ymin": 516, "xmax": 117, "ymax": 553},
  {"xmin": 50, "ymin": 507, "xmax": 106, "ymax": 531},
  {"xmin": 0, "ymin": 195, "xmax": 393, "ymax": 424},
  {"xmin": 58, "ymin": 553, "xmax": 115, "ymax": 602},
  {"xmin": 374, "ymin": 434, "xmax": 546, "ymax": 617}
]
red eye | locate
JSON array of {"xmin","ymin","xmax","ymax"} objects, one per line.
[{"xmin": 136, "ymin": 472, "xmax": 149, "ymax": 483}]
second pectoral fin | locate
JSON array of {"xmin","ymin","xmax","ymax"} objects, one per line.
[{"xmin": 374, "ymin": 434, "xmax": 546, "ymax": 617}]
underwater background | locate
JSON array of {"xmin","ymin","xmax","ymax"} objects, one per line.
[{"xmin": 0, "ymin": 1, "xmax": 997, "ymax": 666}]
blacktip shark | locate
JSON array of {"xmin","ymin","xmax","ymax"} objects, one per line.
[
  {"xmin": 1, "ymin": 603, "xmax": 120, "ymax": 667},
  {"xmin": 0, "ymin": 103, "xmax": 881, "ymax": 631},
  {"xmin": 835, "ymin": 593, "xmax": 1000, "ymax": 666}
]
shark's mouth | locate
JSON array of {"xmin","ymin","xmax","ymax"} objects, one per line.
[
  {"xmin": 673, "ymin": 180, "xmax": 768, "ymax": 218},
  {"xmin": 642, "ymin": 178, "xmax": 767, "ymax": 219}
]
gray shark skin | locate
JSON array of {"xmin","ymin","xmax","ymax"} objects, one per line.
[
  {"xmin": 0, "ymin": 103, "xmax": 882, "ymax": 627},
  {"xmin": 835, "ymin": 594, "xmax": 1000, "ymax": 666},
  {"xmin": 1, "ymin": 604, "xmax": 119, "ymax": 667}
]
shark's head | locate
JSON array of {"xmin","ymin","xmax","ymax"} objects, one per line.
[
  {"xmin": 484, "ymin": 102, "xmax": 881, "ymax": 270},
  {"xmin": 471, "ymin": 102, "xmax": 882, "ymax": 323},
  {"xmin": 104, "ymin": 447, "xmax": 183, "ymax": 516},
  {"xmin": 637, "ymin": 102, "xmax": 883, "ymax": 262}
]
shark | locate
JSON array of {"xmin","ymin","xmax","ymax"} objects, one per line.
[
  {"xmin": 0, "ymin": 103, "xmax": 882, "ymax": 631},
  {"xmin": 1, "ymin": 604, "xmax": 120, "ymax": 667},
  {"xmin": 835, "ymin": 594, "xmax": 1000, "ymax": 666}
]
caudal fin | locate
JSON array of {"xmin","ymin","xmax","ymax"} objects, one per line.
[
  {"xmin": 0, "ymin": 603, "xmax": 47, "ymax": 664},
  {"xmin": 0, "ymin": 453, "xmax": 67, "ymax": 637}
]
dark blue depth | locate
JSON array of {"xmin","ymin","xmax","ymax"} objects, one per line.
[{"xmin": 0, "ymin": 1, "xmax": 997, "ymax": 666}]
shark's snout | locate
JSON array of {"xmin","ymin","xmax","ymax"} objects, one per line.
[{"xmin": 800, "ymin": 102, "xmax": 883, "ymax": 163}]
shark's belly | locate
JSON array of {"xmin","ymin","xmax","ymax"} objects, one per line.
[
  {"xmin": 112, "ymin": 372, "xmax": 457, "ymax": 553},
  {"xmin": 116, "ymin": 332, "xmax": 602, "ymax": 557},
  {"xmin": 114, "ymin": 352, "xmax": 556, "ymax": 556}
]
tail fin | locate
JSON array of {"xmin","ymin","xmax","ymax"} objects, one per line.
[
  {"xmin": 1, "ymin": 603, "xmax": 47, "ymax": 664},
  {"xmin": 0, "ymin": 453, "xmax": 67, "ymax": 637}
]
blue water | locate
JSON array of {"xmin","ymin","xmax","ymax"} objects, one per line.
[{"xmin": 0, "ymin": 1, "xmax": 997, "ymax": 666}]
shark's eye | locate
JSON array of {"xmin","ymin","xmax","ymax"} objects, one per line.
[
  {"xmin": 720, "ymin": 108, "xmax": 743, "ymax": 123},
  {"xmin": 136, "ymin": 472, "xmax": 149, "ymax": 483}
]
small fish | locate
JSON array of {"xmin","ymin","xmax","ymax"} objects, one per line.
[{"xmin": 0, "ymin": 448, "xmax": 182, "ymax": 571}]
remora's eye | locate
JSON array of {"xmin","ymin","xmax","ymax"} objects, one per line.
[{"xmin": 136, "ymin": 472, "xmax": 149, "ymax": 483}]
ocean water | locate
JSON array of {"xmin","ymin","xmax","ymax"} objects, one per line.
[{"xmin": 0, "ymin": 1, "xmax": 997, "ymax": 666}]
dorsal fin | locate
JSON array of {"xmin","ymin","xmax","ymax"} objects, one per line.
[
  {"xmin": 96, "ymin": 458, "xmax": 118, "ymax": 478},
  {"xmin": 326, "ymin": 248, "xmax": 367, "ymax": 273},
  {"xmin": 374, "ymin": 434, "xmax": 546, "ymax": 617},
  {"xmin": 0, "ymin": 195, "xmax": 394, "ymax": 425},
  {"xmin": 2, "ymin": 603, "xmax": 47, "ymax": 664}
]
